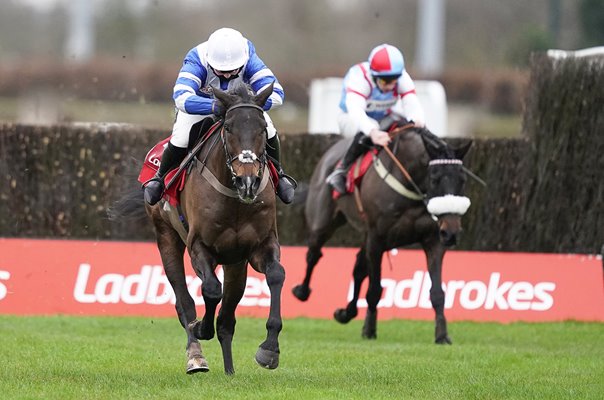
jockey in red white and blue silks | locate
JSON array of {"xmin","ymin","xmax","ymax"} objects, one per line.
[
  {"xmin": 143, "ymin": 28, "xmax": 296, "ymax": 205},
  {"xmin": 326, "ymin": 44, "xmax": 426, "ymax": 194},
  {"xmin": 338, "ymin": 44, "xmax": 425, "ymax": 139}
]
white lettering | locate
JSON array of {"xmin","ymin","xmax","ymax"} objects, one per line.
[
  {"xmin": 146, "ymin": 266, "xmax": 173, "ymax": 305},
  {"xmin": 95, "ymin": 273, "xmax": 123, "ymax": 304},
  {"xmin": 531, "ymin": 282, "xmax": 556, "ymax": 311},
  {"xmin": 0, "ymin": 270, "xmax": 11, "ymax": 300},
  {"xmin": 393, "ymin": 271, "xmax": 423, "ymax": 308},
  {"xmin": 348, "ymin": 270, "xmax": 557, "ymax": 312},
  {"xmin": 444, "ymin": 280, "xmax": 465, "ymax": 308},
  {"xmin": 121, "ymin": 266, "xmax": 151, "ymax": 304},
  {"xmin": 73, "ymin": 264, "xmax": 96, "ymax": 303},
  {"xmin": 72, "ymin": 264, "xmax": 272, "ymax": 307},
  {"xmin": 508, "ymin": 282, "xmax": 533, "ymax": 311},
  {"xmin": 484, "ymin": 273, "xmax": 512, "ymax": 310},
  {"xmin": 459, "ymin": 281, "xmax": 487, "ymax": 310}
]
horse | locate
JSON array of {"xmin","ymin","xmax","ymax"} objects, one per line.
[
  {"xmin": 112, "ymin": 82, "xmax": 284, "ymax": 375},
  {"xmin": 291, "ymin": 123, "xmax": 472, "ymax": 344}
]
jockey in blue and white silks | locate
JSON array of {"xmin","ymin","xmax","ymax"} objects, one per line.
[
  {"xmin": 326, "ymin": 44, "xmax": 426, "ymax": 194},
  {"xmin": 143, "ymin": 27, "xmax": 296, "ymax": 205}
]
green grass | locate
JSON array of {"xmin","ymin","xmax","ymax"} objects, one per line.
[{"xmin": 0, "ymin": 316, "xmax": 602, "ymax": 399}]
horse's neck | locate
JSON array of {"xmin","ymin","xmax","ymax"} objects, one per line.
[{"xmin": 387, "ymin": 135, "xmax": 430, "ymax": 188}]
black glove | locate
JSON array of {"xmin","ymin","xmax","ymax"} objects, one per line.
[{"xmin": 212, "ymin": 100, "xmax": 225, "ymax": 117}]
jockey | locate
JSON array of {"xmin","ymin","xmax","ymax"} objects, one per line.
[
  {"xmin": 143, "ymin": 27, "xmax": 296, "ymax": 205},
  {"xmin": 326, "ymin": 44, "xmax": 426, "ymax": 194}
]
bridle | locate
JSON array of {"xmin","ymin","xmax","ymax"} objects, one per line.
[
  {"xmin": 375, "ymin": 124, "xmax": 471, "ymax": 219},
  {"xmin": 220, "ymin": 102, "xmax": 267, "ymax": 189}
]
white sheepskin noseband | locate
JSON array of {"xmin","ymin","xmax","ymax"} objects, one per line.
[{"xmin": 426, "ymin": 195, "xmax": 471, "ymax": 216}]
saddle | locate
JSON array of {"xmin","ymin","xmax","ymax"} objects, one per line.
[
  {"xmin": 332, "ymin": 149, "xmax": 377, "ymax": 200},
  {"xmin": 138, "ymin": 119, "xmax": 279, "ymax": 206}
]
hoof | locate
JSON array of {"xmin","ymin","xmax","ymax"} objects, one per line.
[
  {"xmin": 333, "ymin": 308, "xmax": 356, "ymax": 324},
  {"xmin": 190, "ymin": 319, "xmax": 214, "ymax": 340},
  {"xmin": 186, "ymin": 355, "xmax": 209, "ymax": 374},
  {"xmin": 362, "ymin": 330, "xmax": 377, "ymax": 340},
  {"xmin": 292, "ymin": 284, "xmax": 311, "ymax": 301},
  {"xmin": 435, "ymin": 335, "xmax": 452, "ymax": 345},
  {"xmin": 255, "ymin": 347, "xmax": 279, "ymax": 370}
]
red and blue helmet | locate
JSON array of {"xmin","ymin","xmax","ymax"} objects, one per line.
[{"xmin": 368, "ymin": 44, "xmax": 405, "ymax": 78}]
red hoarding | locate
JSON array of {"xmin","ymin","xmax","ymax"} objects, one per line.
[{"xmin": 0, "ymin": 238, "xmax": 602, "ymax": 322}]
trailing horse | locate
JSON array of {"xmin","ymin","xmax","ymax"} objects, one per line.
[
  {"xmin": 292, "ymin": 123, "xmax": 472, "ymax": 343},
  {"xmin": 110, "ymin": 83, "xmax": 285, "ymax": 374}
]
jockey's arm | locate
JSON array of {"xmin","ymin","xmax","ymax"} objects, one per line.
[
  {"xmin": 244, "ymin": 43, "xmax": 285, "ymax": 111},
  {"xmin": 345, "ymin": 92, "xmax": 390, "ymax": 146},
  {"xmin": 172, "ymin": 53, "xmax": 214, "ymax": 115}
]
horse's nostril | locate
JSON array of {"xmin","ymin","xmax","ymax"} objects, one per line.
[{"xmin": 235, "ymin": 176, "xmax": 245, "ymax": 190}]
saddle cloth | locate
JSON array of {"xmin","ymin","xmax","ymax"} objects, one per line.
[
  {"xmin": 138, "ymin": 137, "xmax": 186, "ymax": 207},
  {"xmin": 138, "ymin": 136, "xmax": 280, "ymax": 207},
  {"xmin": 332, "ymin": 149, "xmax": 377, "ymax": 200}
]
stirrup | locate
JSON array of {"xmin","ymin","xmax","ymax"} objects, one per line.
[
  {"xmin": 276, "ymin": 173, "xmax": 297, "ymax": 204},
  {"xmin": 326, "ymin": 167, "xmax": 347, "ymax": 194},
  {"xmin": 143, "ymin": 177, "xmax": 165, "ymax": 205}
]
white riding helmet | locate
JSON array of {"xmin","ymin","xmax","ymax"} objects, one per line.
[{"xmin": 206, "ymin": 28, "xmax": 249, "ymax": 71}]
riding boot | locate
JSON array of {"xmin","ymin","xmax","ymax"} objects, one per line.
[
  {"xmin": 143, "ymin": 142, "xmax": 187, "ymax": 205},
  {"xmin": 267, "ymin": 135, "xmax": 297, "ymax": 204},
  {"xmin": 326, "ymin": 132, "xmax": 371, "ymax": 194}
]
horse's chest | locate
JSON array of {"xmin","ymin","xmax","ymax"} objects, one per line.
[
  {"xmin": 382, "ymin": 209, "xmax": 434, "ymax": 246},
  {"xmin": 200, "ymin": 206, "xmax": 272, "ymax": 252}
]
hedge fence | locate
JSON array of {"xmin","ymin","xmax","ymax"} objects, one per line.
[{"xmin": 0, "ymin": 54, "xmax": 602, "ymax": 254}]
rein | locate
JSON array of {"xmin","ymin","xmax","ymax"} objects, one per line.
[{"xmin": 379, "ymin": 124, "xmax": 425, "ymax": 200}]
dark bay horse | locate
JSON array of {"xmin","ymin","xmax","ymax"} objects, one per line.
[
  {"xmin": 292, "ymin": 125, "xmax": 472, "ymax": 343},
  {"xmin": 126, "ymin": 83, "xmax": 284, "ymax": 374}
]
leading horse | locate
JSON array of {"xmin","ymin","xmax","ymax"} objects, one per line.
[
  {"xmin": 114, "ymin": 83, "xmax": 284, "ymax": 374},
  {"xmin": 292, "ymin": 124, "xmax": 472, "ymax": 343}
]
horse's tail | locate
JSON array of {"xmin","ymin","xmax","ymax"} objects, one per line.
[
  {"xmin": 107, "ymin": 186, "xmax": 146, "ymax": 222},
  {"xmin": 106, "ymin": 158, "xmax": 148, "ymax": 223}
]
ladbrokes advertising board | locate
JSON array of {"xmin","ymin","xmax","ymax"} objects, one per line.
[{"xmin": 0, "ymin": 238, "xmax": 602, "ymax": 322}]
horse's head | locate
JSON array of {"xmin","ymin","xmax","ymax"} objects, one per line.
[
  {"xmin": 420, "ymin": 130, "xmax": 472, "ymax": 246},
  {"xmin": 213, "ymin": 82, "xmax": 273, "ymax": 204}
]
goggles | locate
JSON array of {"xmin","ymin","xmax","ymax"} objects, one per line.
[
  {"xmin": 375, "ymin": 75, "xmax": 400, "ymax": 85},
  {"xmin": 212, "ymin": 66, "xmax": 242, "ymax": 78}
]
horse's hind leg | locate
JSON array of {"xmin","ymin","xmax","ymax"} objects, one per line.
[
  {"xmin": 187, "ymin": 239, "xmax": 222, "ymax": 341},
  {"xmin": 292, "ymin": 212, "xmax": 346, "ymax": 301},
  {"xmin": 334, "ymin": 247, "xmax": 367, "ymax": 323},
  {"xmin": 216, "ymin": 261, "xmax": 248, "ymax": 375},
  {"xmin": 250, "ymin": 238, "xmax": 285, "ymax": 370},
  {"xmin": 422, "ymin": 241, "xmax": 452, "ymax": 344},
  {"xmin": 152, "ymin": 219, "xmax": 209, "ymax": 373}
]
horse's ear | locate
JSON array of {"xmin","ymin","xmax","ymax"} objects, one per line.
[
  {"xmin": 213, "ymin": 86, "xmax": 235, "ymax": 110},
  {"xmin": 453, "ymin": 140, "xmax": 472, "ymax": 160},
  {"xmin": 420, "ymin": 131, "xmax": 444, "ymax": 159},
  {"xmin": 253, "ymin": 82, "xmax": 274, "ymax": 108}
]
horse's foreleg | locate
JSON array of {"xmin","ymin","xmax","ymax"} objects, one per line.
[
  {"xmin": 361, "ymin": 235, "xmax": 385, "ymax": 339},
  {"xmin": 250, "ymin": 242, "xmax": 284, "ymax": 370},
  {"xmin": 153, "ymin": 219, "xmax": 208, "ymax": 374},
  {"xmin": 216, "ymin": 261, "xmax": 248, "ymax": 375},
  {"xmin": 334, "ymin": 247, "xmax": 366, "ymax": 323},
  {"xmin": 292, "ymin": 213, "xmax": 346, "ymax": 301},
  {"xmin": 422, "ymin": 241, "xmax": 451, "ymax": 344},
  {"xmin": 188, "ymin": 239, "xmax": 221, "ymax": 341}
]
